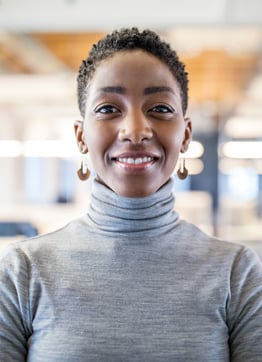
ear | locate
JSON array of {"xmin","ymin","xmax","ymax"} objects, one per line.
[
  {"xmin": 74, "ymin": 120, "xmax": 88, "ymax": 154},
  {"xmin": 180, "ymin": 117, "xmax": 192, "ymax": 153}
]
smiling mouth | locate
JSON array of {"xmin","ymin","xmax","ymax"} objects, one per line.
[
  {"xmin": 112, "ymin": 155, "xmax": 158, "ymax": 170},
  {"xmin": 116, "ymin": 156, "xmax": 155, "ymax": 165}
]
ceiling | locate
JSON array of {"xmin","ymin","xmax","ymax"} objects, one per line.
[
  {"xmin": 0, "ymin": 0, "xmax": 262, "ymax": 140},
  {"xmin": 0, "ymin": 0, "xmax": 262, "ymax": 31}
]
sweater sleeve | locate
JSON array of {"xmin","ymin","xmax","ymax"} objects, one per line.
[
  {"xmin": 227, "ymin": 246, "xmax": 262, "ymax": 361},
  {"xmin": 0, "ymin": 244, "xmax": 32, "ymax": 361}
]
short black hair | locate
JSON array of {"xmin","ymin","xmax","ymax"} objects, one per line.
[{"xmin": 77, "ymin": 27, "xmax": 189, "ymax": 117}]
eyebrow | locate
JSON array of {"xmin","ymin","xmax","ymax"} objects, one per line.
[
  {"xmin": 98, "ymin": 86, "xmax": 175, "ymax": 95},
  {"xmin": 99, "ymin": 86, "xmax": 126, "ymax": 94},
  {"xmin": 143, "ymin": 86, "xmax": 175, "ymax": 95}
]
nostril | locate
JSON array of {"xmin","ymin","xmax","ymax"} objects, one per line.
[{"xmin": 118, "ymin": 126, "xmax": 153, "ymax": 143}]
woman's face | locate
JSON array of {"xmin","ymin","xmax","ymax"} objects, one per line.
[{"xmin": 75, "ymin": 50, "xmax": 192, "ymax": 197}]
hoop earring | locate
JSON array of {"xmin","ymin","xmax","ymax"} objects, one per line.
[
  {"xmin": 177, "ymin": 158, "xmax": 188, "ymax": 180},
  {"xmin": 77, "ymin": 154, "xmax": 90, "ymax": 181}
]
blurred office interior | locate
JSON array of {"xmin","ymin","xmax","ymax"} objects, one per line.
[{"xmin": 0, "ymin": 0, "xmax": 261, "ymax": 257}]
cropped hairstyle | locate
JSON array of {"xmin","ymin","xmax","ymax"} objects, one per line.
[{"xmin": 77, "ymin": 27, "xmax": 189, "ymax": 117}]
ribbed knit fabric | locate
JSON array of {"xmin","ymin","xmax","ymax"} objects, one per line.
[
  {"xmin": 87, "ymin": 178, "xmax": 179, "ymax": 236},
  {"xmin": 0, "ymin": 178, "xmax": 262, "ymax": 361}
]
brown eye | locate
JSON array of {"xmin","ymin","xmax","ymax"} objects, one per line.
[
  {"xmin": 95, "ymin": 105, "xmax": 119, "ymax": 114},
  {"xmin": 150, "ymin": 104, "xmax": 174, "ymax": 113}
]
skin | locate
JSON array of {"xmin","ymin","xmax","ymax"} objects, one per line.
[{"xmin": 75, "ymin": 50, "xmax": 192, "ymax": 198}]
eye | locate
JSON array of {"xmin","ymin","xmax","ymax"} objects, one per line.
[
  {"xmin": 149, "ymin": 104, "xmax": 174, "ymax": 113},
  {"xmin": 95, "ymin": 104, "xmax": 119, "ymax": 114}
]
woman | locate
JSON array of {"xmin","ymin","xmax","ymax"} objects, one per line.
[{"xmin": 0, "ymin": 28, "xmax": 261, "ymax": 361}]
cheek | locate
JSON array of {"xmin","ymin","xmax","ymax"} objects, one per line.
[
  {"xmin": 83, "ymin": 128, "xmax": 112, "ymax": 163},
  {"xmin": 158, "ymin": 120, "xmax": 185, "ymax": 144},
  {"xmin": 162, "ymin": 131, "xmax": 184, "ymax": 154}
]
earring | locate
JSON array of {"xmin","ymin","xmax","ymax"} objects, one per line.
[
  {"xmin": 177, "ymin": 158, "xmax": 188, "ymax": 180},
  {"xmin": 77, "ymin": 154, "xmax": 90, "ymax": 181}
]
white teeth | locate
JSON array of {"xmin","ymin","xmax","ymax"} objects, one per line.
[
  {"xmin": 135, "ymin": 158, "xmax": 143, "ymax": 164},
  {"xmin": 117, "ymin": 156, "xmax": 154, "ymax": 164}
]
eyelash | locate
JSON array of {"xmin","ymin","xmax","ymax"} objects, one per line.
[
  {"xmin": 149, "ymin": 104, "xmax": 174, "ymax": 113},
  {"xmin": 95, "ymin": 105, "xmax": 119, "ymax": 114},
  {"xmin": 94, "ymin": 103, "xmax": 175, "ymax": 115}
]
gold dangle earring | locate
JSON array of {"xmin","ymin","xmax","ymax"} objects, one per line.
[
  {"xmin": 77, "ymin": 154, "xmax": 90, "ymax": 181},
  {"xmin": 177, "ymin": 158, "xmax": 188, "ymax": 180}
]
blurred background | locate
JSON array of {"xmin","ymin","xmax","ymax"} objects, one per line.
[{"xmin": 0, "ymin": 0, "xmax": 261, "ymax": 257}]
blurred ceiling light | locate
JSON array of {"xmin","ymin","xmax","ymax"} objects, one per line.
[
  {"xmin": 187, "ymin": 159, "xmax": 204, "ymax": 175},
  {"xmin": 182, "ymin": 141, "xmax": 204, "ymax": 158},
  {"xmin": 254, "ymin": 159, "xmax": 262, "ymax": 174},
  {"xmin": 224, "ymin": 117, "xmax": 262, "ymax": 138},
  {"xmin": 175, "ymin": 159, "xmax": 204, "ymax": 175},
  {"xmin": 0, "ymin": 140, "xmax": 22, "ymax": 157},
  {"xmin": 247, "ymin": 74, "xmax": 262, "ymax": 101},
  {"xmin": 219, "ymin": 158, "xmax": 262, "ymax": 174},
  {"xmin": 220, "ymin": 141, "xmax": 262, "ymax": 159},
  {"xmin": 236, "ymin": 101, "xmax": 262, "ymax": 117},
  {"xmin": 0, "ymin": 74, "xmax": 75, "ymax": 103},
  {"xmin": 166, "ymin": 28, "xmax": 262, "ymax": 54},
  {"xmin": 23, "ymin": 140, "xmax": 77, "ymax": 158},
  {"xmin": 0, "ymin": 139, "xmax": 203, "ymax": 159}
]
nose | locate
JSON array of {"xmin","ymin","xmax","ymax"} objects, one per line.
[{"xmin": 118, "ymin": 111, "xmax": 153, "ymax": 143}]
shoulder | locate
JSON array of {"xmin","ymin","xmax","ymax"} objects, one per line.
[
  {"xmin": 0, "ymin": 216, "xmax": 87, "ymax": 266},
  {"xmin": 178, "ymin": 220, "xmax": 261, "ymax": 269}
]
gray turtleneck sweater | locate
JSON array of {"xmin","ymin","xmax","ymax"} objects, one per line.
[{"xmin": 0, "ymin": 179, "xmax": 262, "ymax": 361}]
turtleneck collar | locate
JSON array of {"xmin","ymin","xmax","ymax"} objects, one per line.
[{"xmin": 86, "ymin": 178, "xmax": 180, "ymax": 238}]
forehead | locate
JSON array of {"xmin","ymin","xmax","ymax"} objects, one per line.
[{"xmin": 89, "ymin": 49, "xmax": 179, "ymax": 90}]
